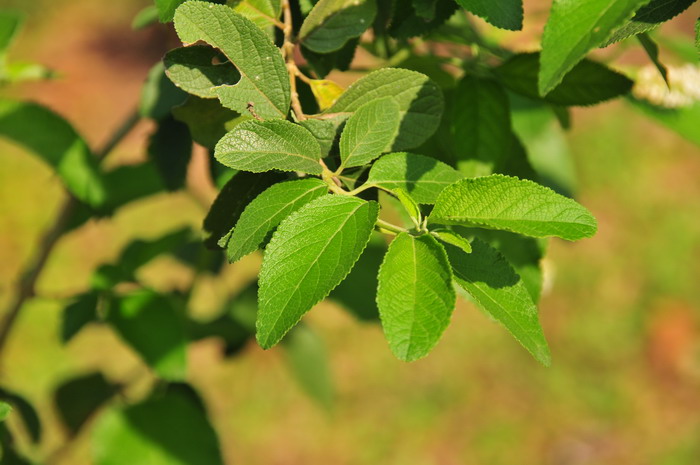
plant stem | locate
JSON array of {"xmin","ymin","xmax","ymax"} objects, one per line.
[
  {"xmin": 0, "ymin": 110, "xmax": 140, "ymax": 355},
  {"xmin": 281, "ymin": 0, "xmax": 306, "ymax": 122},
  {"xmin": 375, "ymin": 219, "xmax": 409, "ymax": 235}
]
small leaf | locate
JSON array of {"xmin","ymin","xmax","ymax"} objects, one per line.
[
  {"xmin": 430, "ymin": 175, "xmax": 597, "ymax": 241},
  {"xmin": 604, "ymin": 0, "xmax": 697, "ymax": 45},
  {"xmin": 377, "ymin": 233, "xmax": 455, "ymax": 361},
  {"xmin": 392, "ymin": 188, "xmax": 421, "ymax": 223},
  {"xmin": 61, "ymin": 292, "xmax": 99, "ymax": 343},
  {"xmin": 539, "ymin": 0, "xmax": 650, "ymax": 95},
  {"xmin": 215, "ymin": 119, "xmax": 323, "ymax": 174},
  {"xmin": 164, "ymin": 45, "xmax": 240, "ymax": 99},
  {"xmin": 204, "ymin": 170, "xmax": 286, "ymax": 249},
  {"xmin": 431, "ymin": 229, "xmax": 472, "ymax": 254},
  {"xmin": 0, "ymin": 10, "xmax": 23, "ymax": 52},
  {"xmin": 140, "ymin": 62, "xmax": 188, "ymax": 120},
  {"xmin": 282, "ymin": 325, "xmax": 334, "ymax": 409},
  {"xmin": 299, "ymin": 0, "xmax": 377, "ymax": 53},
  {"xmin": 257, "ymin": 195, "xmax": 379, "ymax": 348},
  {"xmin": 108, "ymin": 290, "xmax": 187, "ymax": 380},
  {"xmin": 0, "ymin": 402, "xmax": 10, "ymax": 422},
  {"xmin": 0, "ymin": 388, "xmax": 41, "ymax": 443},
  {"xmin": 0, "ymin": 99, "xmax": 106, "ymax": 207},
  {"xmin": 132, "ymin": 5, "xmax": 159, "ymax": 29},
  {"xmin": 92, "ymin": 388, "xmax": 224, "ymax": 465},
  {"xmin": 496, "ymin": 53, "xmax": 634, "ymax": 106},
  {"xmin": 309, "ymin": 79, "xmax": 345, "ymax": 110},
  {"xmin": 449, "ymin": 75, "xmax": 511, "ymax": 177},
  {"xmin": 456, "ymin": 0, "xmax": 524, "ymax": 31},
  {"xmin": 447, "ymin": 239, "xmax": 551, "ymax": 365},
  {"xmin": 637, "ymin": 33, "xmax": 670, "ymax": 86},
  {"xmin": 174, "ymin": 2, "xmax": 290, "ymax": 119},
  {"xmin": 326, "ymin": 68, "xmax": 444, "ymax": 150},
  {"xmin": 155, "ymin": 0, "xmax": 186, "ymax": 22},
  {"xmin": 339, "ymin": 97, "xmax": 401, "ymax": 169},
  {"xmin": 54, "ymin": 372, "xmax": 118, "ymax": 436},
  {"xmin": 147, "ymin": 115, "xmax": 192, "ymax": 190},
  {"xmin": 226, "ymin": 178, "xmax": 328, "ymax": 262},
  {"xmin": 302, "ymin": 38, "xmax": 357, "ymax": 78},
  {"xmin": 366, "ymin": 152, "xmax": 463, "ymax": 204}
]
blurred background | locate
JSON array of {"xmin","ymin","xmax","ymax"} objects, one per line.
[{"xmin": 1, "ymin": 0, "xmax": 699, "ymax": 464}]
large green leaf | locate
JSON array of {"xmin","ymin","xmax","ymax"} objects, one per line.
[
  {"xmin": 447, "ymin": 239, "xmax": 551, "ymax": 366},
  {"xmin": 299, "ymin": 0, "xmax": 376, "ymax": 53},
  {"xmin": 257, "ymin": 195, "xmax": 379, "ymax": 348},
  {"xmin": 377, "ymin": 233, "xmax": 455, "ymax": 361},
  {"xmin": 204, "ymin": 170, "xmax": 286, "ymax": 248},
  {"xmin": 365, "ymin": 152, "xmax": 463, "ymax": 204},
  {"xmin": 282, "ymin": 325, "xmax": 334, "ymax": 409},
  {"xmin": 539, "ymin": 0, "xmax": 650, "ymax": 95},
  {"xmin": 339, "ymin": 97, "xmax": 401, "ymax": 169},
  {"xmin": 164, "ymin": 45, "xmax": 240, "ymax": 99},
  {"xmin": 325, "ymin": 68, "xmax": 444, "ymax": 150},
  {"xmin": 108, "ymin": 291, "xmax": 187, "ymax": 381},
  {"xmin": 450, "ymin": 75, "xmax": 511, "ymax": 177},
  {"xmin": 226, "ymin": 178, "xmax": 328, "ymax": 262},
  {"xmin": 215, "ymin": 119, "xmax": 323, "ymax": 174},
  {"xmin": 54, "ymin": 372, "xmax": 118, "ymax": 437},
  {"xmin": 604, "ymin": 0, "xmax": 697, "ymax": 45},
  {"xmin": 0, "ymin": 99, "xmax": 106, "ymax": 207},
  {"xmin": 430, "ymin": 175, "xmax": 597, "ymax": 241},
  {"xmin": 92, "ymin": 389, "xmax": 224, "ymax": 465},
  {"xmin": 155, "ymin": 0, "xmax": 187, "ymax": 22},
  {"xmin": 456, "ymin": 0, "xmax": 523, "ymax": 30},
  {"xmin": 496, "ymin": 53, "xmax": 634, "ymax": 106},
  {"xmin": 173, "ymin": 2, "xmax": 290, "ymax": 119}
]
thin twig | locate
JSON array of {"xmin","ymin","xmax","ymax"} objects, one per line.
[{"xmin": 281, "ymin": 0, "xmax": 306, "ymax": 121}]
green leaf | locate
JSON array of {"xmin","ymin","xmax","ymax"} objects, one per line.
[
  {"xmin": 215, "ymin": 119, "xmax": 323, "ymax": 174},
  {"xmin": 431, "ymin": 229, "xmax": 472, "ymax": 254},
  {"xmin": 0, "ymin": 388, "xmax": 41, "ymax": 443},
  {"xmin": 282, "ymin": 325, "xmax": 334, "ymax": 409},
  {"xmin": 61, "ymin": 292, "xmax": 99, "ymax": 343},
  {"xmin": 496, "ymin": 53, "xmax": 634, "ymax": 106},
  {"xmin": 230, "ymin": 0, "xmax": 282, "ymax": 35},
  {"xmin": 172, "ymin": 96, "xmax": 239, "ymax": 149},
  {"xmin": 299, "ymin": 0, "xmax": 377, "ymax": 53},
  {"xmin": 389, "ymin": 0, "xmax": 458, "ymax": 39},
  {"xmin": 456, "ymin": 0, "xmax": 524, "ymax": 30},
  {"xmin": 108, "ymin": 290, "xmax": 187, "ymax": 380},
  {"xmin": 450, "ymin": 75, "xmax": 511, "ymax": 177},
  {"xmin": 430, "ymin": 175, "xmax": 597, "ymax": 241},
  {"xmin": 339, "ymin": 97, "xmax": 401, "ymax": 169},
  {"xmin": 0, "ymin": 99, "xmax": 106, "ymax": 207},
  {"xmin": 630, "ymin": 98, "xmax": 700, "ymax": 147},
  {"xmin": 539, "ymin": 0, "xmax": 650, "ymax": 96},
  {"xmin": 366, "ymin": 152, "xmax": 463, "ymax": 204},
  {"xmin": 299, "ymin": 118, "xmax": 337, "ymax": 157},
  {"xmin": 147, "ymin": 115, "xmax": 192, "ymax": 190},
  {"xmin": 0, "ymin": 10, "xmax": 23, "ymax": 52},
  {"xmin": 377, "ymin": 233, "xmax": 455, "ymax": 361},
  {"xmin": 54, "ymin": 372, "xmax": 118, "ymax": 437},
  {"xmin": 140, "ymin": 62, "xmax": 188, "ymax": 120},
  {"xmin": 132, "ymin": 5, "xmax": 159, "ymax": 29},
  {"xmin": 447, "ymin": 239, "xmax": 551, "ymax": 366},
  {"xmin": 257, "ymin": 195, "xmax": 379, "ymax": 348},
  {"xmin": 164, "ymin": 45, "xmax": 240, "ymax": 99},
  {"xmin": 204, "ymin": 170, "xmax": 286, "ymax": 248},
  {"xmin": 413, "ymin": 0, "xmax": 438, "ymax": 20},
  {"xmin": 301, "ymin": 38, "xmax": 358, "ymax": 78},
  {"xmin": 226, "ymin": 178, "xmax": 328, "ymax": 262},
  {"xmin": 329, "ymin": 237, "xmax": 385, "ymax": 321},
  {"xmin": 392, "ymin": 188, "xmax": 421, "ymax": 222},
  {"xmin": 325, "ymin": 68, "xmax": 444, "ymax": 150},
  {"xmin": 92, "ymin": 389, "xmax": 224, "ymax": 465},
  {"xmin": 638, "ymin": 33, "xmax": 670, "ymax": 86},
  {"xmin": 155, "ymin": 0, "xmax": 186, "ymax": 22},
  {"xmin": 604, "ymin": 0, "xmax": 697, "ymax": 45},
  {"xmin": 0, "ymin": 402, "xmax": 10, "ymax": 422},
  {"xmin": 174, "ymin": 1, "xmax": 290, "ymax": 119}
]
